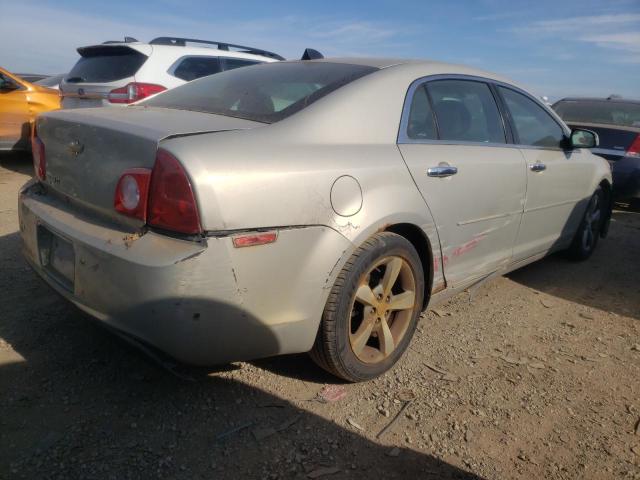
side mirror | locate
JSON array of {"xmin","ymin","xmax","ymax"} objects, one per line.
[{"xmin": 570, "ymin": 128, "xmax": 598, "ymax": 149}]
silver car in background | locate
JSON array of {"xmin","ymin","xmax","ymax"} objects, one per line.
[{"xmin": 20, "ymin": 58, "xmax": 612, "ymax": 381}]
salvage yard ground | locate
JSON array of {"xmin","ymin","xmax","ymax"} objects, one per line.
[{"xmin": 1, "ymin": 152, "xmax": 639, "ymax": 480}]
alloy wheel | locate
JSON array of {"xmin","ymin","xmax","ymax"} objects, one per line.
[{"xmin": 348, "ymin": 256, "xmax": 417, "ymax": 364}]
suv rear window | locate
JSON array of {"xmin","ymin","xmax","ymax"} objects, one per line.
[
  {"xmin": 142, "ymin": 62, "xmax": 377, "ymax": 123},
  {"xmin": 554, "ymin": 100, "xmax": 640, "ymax": 128},
  {"xmin": 66, "ymin": 46, "xmax": 148, "ymax": 83}
]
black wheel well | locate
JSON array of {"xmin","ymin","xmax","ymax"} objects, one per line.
[
  {"xmin": 384, "ymin": 223, "xmax": 433, "ymax": 309},
  {"xmin": 598, "ymin": 179, "xmax": 613, "ymax": 237}
]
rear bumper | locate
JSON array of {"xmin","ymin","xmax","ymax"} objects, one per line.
[
  {"xmin": 19, "ymin": 182, "xmax": 352, "ymax": 365},
  {"xmin": 611, "ymin": 156, "xmax": 640, "ymax": 201}
]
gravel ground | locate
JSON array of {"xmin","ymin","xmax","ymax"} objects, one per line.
[{"xmin": 1, "ymin": 152, "xmax": 639, "ymax": 480}]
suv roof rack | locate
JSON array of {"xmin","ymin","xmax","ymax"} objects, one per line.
[
  {"xmin": 103, "ymin": 36, "xmax": 139, "ymax": 44},
  {"xmin": 149, "ymin": 37, "xmax": 285, "ymax": 60}
]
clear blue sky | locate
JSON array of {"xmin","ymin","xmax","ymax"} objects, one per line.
[{"xmin": 2, "ymin": 0, "xmax": 639, "ymax": 99}]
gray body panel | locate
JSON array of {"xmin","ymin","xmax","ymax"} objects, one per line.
[{"xmin": 20, "ymin": 59, "xmax": 612, "ymax": 364}]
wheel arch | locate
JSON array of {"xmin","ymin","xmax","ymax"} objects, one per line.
[
  {"xmin": 382, "ymin": 223, "xmax": 434, "ymax": 309},
  {"xmin": 598, "ymin": 177, "xmax": 613, "ymax": 238}
]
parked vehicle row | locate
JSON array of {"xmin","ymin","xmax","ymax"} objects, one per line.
[
  {"xmin": 20, "ymin": 58, "xmax": 612, "ymax": 381},
  {"xmin": 553, "ymin": 96, "xmax": 640, "ymax": 209}
]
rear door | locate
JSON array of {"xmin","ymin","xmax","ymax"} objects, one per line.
[
  {"xmin": 60, "ymin": 44, "xmax": 151, "ymax": 108},
  {"xmin": 497, "ymin": 86, "xmax": 594, "ymax": 261},
  {"xmin": 398, "ymin": 77, "xmax": 527, "ymax": 288}
]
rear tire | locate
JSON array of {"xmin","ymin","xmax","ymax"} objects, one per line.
[
  {"xmin": 310, "ymin": 232, "xmax": 425, "ymax": 382},
  {"xmin": 566, "ymin": 187, "xmax": 605, "ymax": 260}
]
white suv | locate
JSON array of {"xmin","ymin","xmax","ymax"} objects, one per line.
[{"xmin": 59, "ymin": 36, "xmax": 283, "ymax": 109}]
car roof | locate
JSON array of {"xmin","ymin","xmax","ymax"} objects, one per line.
[
  {"xmin": 80, "ymin": 42, "xmax": 279, "ymax": 62},
  {"xmin": 80, "ymin": 38, "xmax": 283, "ymax": 62},
  {"xmin": 556, "ymin": 97, "xmax": 640, "ymax": 105},
  {"xmin": 288, "ymin": 57, "xmax": 522, "ymax": 88}
]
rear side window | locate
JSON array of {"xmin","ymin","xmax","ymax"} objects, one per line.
[
  {"xmin": 223, "ymin": 58, "xmax": 261, "ymax": 71},
  {"xmin": 500, "ymin": 87, "xmax": 565, "ymax": 148},
  {"xmin": 173, "ymin": 57, "xmax": 222, "ymax": 81},
  {"xmin": 406, "ymin": 85, "xmax": 437, "ymax": 140},
  {"xmin": 554, "ymin": 100, "xmax": 640, "ymax": 128},
  {"xmin": 427, "ymin": 80, "xmax": 505, "ymax": 143},
  {"xmin": 143, "ymin": 62, "xmax": 378, "ymax": 124},
  {"xmin": 66, "ymin": 47, "xmax": 147, "ymax": 83}
]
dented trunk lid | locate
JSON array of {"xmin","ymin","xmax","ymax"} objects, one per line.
[{"xmin": 38, "ymin": 106, "xmax": 263, "ymax": 227}]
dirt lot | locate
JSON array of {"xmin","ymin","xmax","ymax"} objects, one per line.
[{"xmin": 1, "ymin": 152, "xmax": 639, "ymax": 480}]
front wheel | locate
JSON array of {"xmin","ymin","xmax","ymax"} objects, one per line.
[
  {"xmin": 567, "ymin": 187, "xmax": 605, "ymax": 260},
  {"xmin": 310, "ymin": 232, "xmax": 425, "ymax": 382}
]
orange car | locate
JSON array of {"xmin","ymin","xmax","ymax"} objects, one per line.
[{"xmin": 0, "ymin": 67, "xmax": 60, "ymax": 151}]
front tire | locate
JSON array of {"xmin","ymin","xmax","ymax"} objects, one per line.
[
  {"xmin": 567, "ymin": 187, "xmax": 605, "ymax": 260},
  {"xmin": 310, "ymin": 232, "xmax": 425, "ymax": 382}
]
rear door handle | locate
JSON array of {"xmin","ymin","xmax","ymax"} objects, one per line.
[
  {"xmin": 427, "ymin": 166, "xmax": 458, "ymax": 177},
  {"xmin": 529, "ymin": 163, "xmax": 546, "ymax": 172}
]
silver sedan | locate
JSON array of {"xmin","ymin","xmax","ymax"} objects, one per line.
[{"xmin": 20, "ymin": 58, "xmax": 612, "ymax": 381}]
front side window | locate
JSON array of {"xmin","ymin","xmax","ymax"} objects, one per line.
[
  {"xmin": 406, "ymin": 84, "xmax": 437, "ymax": 140},
  {"xmin": 144, "ymin": 62, "xmax": 377, "ymax": 123},
  {"xmin": 173, "ymin": 57, "xmax": 222, "ymax": 81},
  {"xmin": 499, "ymin": 87, "xmax": 565, "ymax": 148},
  {"xmin": 426, "ymin": 80, "xmax": 505, "ymax": 143}
]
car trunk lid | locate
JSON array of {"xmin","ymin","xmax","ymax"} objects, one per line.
[{"xmin": 37, "ymin": 106, "xmax": 264, "ymax": 228}]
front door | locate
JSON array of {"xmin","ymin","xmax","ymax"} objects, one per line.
[
  {"xmin": 398, "ymin": 78, "xmax": 527, "ymax": 288},
  {"xmin": 496, "ymin": 86, "xmax": 592, "ymax": 261}
]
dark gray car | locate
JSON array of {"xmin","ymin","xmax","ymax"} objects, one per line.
[{"xmin": 553, "ymin": 97, "xmax": 640, "ymax": 208}]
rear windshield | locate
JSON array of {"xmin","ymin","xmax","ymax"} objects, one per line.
[
  {"xmin": 554, "ymin": 100, "xmax": 640, "ymax": 128},
  {"xmin": 142, "ymin": 62, "xmax": 378, "ymax": 123},
  {"xmin": 66, "ymin": 46, "xmax": 148, "ymax": 83}
]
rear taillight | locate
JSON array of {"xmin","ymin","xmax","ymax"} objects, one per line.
[
  {"xmin": 114, "ymin": 168, "xmax": 151, "ymax": 221},
  {"xmin": 31, "ymin": 126, "xmax": 46, "ymax": 181},
  {"xmin": 627, "ymin": 134, "xmax": 640, "ymax": 158},
  {"xmin": 108, "ymin": 82, "xmax": 166, "ymax": 104},
  {"xmin": 147, "ymin": 149, "xmax": 201, "ymax": 235}
]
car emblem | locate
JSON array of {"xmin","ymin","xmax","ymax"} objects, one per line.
[
  {"xmin": 68, "ymin": 140, "xmax": 84, "ymax": 156},
  {"xmin": 77, "ymin": 88, "xmax": 85, "ymax": 96}
]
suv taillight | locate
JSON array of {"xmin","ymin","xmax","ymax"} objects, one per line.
[
  {"xmin": 147, "ymin": 149, "xmax": 201, "ymax": 235},
  {"xmin": 627, "ymin": 134, "xmax": 640, "ymax": 158},
  {"xmin": 31, "ymin": 126, "xmax": 46, "ymax": 181},
  {"xmin": 108, "ymin": 82, "xmax": 166, "ymax": 104}
]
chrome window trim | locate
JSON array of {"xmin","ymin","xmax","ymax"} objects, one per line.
[{"xmin": 397, "ymin": 74, "xmax": 571, "ymax": 152}]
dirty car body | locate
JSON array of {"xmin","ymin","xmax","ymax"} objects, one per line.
[{"xmin": 19, "ymin": 59, "xmax": 612, "ymax": 376}]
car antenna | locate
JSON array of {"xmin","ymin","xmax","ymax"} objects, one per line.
[{"xmin": 301, "ymin": 48, "xmax": 324, "ymax": 60}]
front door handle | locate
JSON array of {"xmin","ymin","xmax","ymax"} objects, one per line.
[
  {"xmin": 427, "ymin": 165, "xmax": 458, "ymax": 177},
  {"xmin": 529, "ymin": 163, "xmax": 546, "ymax": 172}
]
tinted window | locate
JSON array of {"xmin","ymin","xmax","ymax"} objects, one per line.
[
  {"xmin": 554, "ymin": 100, "xmax": 640, "ymax": 128},
  {"xmin": 500, "ymin": 87, "xmax": 565, "ymax": 148},
  {"xmin": 407, "ymin": 85, "xmax": 437, "ymax": 139},
  {"xmin": 426, "ymin": 80, "xmax": 505, "ymax": 143},
  {"xmin": 144, "ymin": 62, "xmax": 377, "ymax": 124},
  {"xmin": 223, "ymin": 58, "xmax": 260, "ymax": 71},
  {"xmin": 174, "ymin": 57, "xmax": 222, "ymax": 81},
  {"xmin": 66, "ymin": 47, "xmax": 147, "ymax": 83}
]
